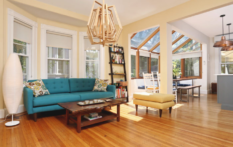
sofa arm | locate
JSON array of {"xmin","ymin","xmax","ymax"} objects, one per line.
[
  {"xmin": 23, "ymin": 87, "xmax": 34, "ymax": 114},
  {"xmin": 107, "ymin": 85, "xmax": 116, "ymax": 99}
]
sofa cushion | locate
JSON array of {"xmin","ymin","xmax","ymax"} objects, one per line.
[
  {"xmin": 28, "ymin": 79, "xmax": 70, "ymax": 94},
  {"xmin": 72, "ymin": 91, "xmax": 114, "ymax": 100},
  {"xmin": 26, "ymin": 79, "xmax": 50, "ymax": 97},
  {"xmin": 33, "ymin": 93, "xmax": 81, "ymax": 107},
  {"xmin": 133, "ymin": 93, "xmax": 175, "ymax": 103},
  {"xmin": 69, "ymin": 78, "xmax": 95, "ymax": 92}
]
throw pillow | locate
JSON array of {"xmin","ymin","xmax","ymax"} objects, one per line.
[
  {"xmin": 93, "ymin": 79, "xmax": 109, "ymax": 92},
  {"xmin": 26, "ymin": 79, "xmax": 50, "ymax": 97}
]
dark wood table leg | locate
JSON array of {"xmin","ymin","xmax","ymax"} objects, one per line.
[
  {"xmin": 117, "ymin": 104, "xmax": 120, "ymax": 122},
  {"xmin": 77, "ymin": 114, "xmax": 82, "ymax": 133},
  {"xmin": 66, "ymin": 110, "xmax": 69, "ymax": 125}
]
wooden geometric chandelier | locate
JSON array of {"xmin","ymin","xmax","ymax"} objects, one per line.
[{"xmin": 87, "ymin": 0, "xmax": 122, "ymax": 46}]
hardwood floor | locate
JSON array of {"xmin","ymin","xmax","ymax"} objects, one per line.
[{"xmin": 1, "ymin": 94, "xmax": 233, "ymax": 147}]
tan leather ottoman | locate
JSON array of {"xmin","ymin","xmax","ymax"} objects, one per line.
[{"xmin": 133, "ymin": 93, "xmax": 175, "ymax": 117}]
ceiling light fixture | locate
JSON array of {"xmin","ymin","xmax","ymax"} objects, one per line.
[
  {"xmin": 87, "ymin": 0, "xmax": 122, "ymax": 46},
  {"xmin": 213, "ymin": 15, "xmax": 233, "ymax": 47},
  {"xmin": 222, "ymin": 23, "xmax": 233, "ymax": 51}
]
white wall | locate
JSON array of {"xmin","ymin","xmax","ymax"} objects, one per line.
[{"xmin": 170, "ymin": 20, "xmax": 211, "ymax": 94}]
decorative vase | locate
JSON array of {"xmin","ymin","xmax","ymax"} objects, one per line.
[{"xmin": 2, "ymin": 53, "xmax": 23, "ymax": 126}]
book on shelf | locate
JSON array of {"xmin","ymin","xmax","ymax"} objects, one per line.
[
  {"xmin": 84, "ymin": 113, "xmax": 102, "ymax": 121},
  {"xmin": 115, "ymin": 88, "xmax": 127, "ymax": 98}
]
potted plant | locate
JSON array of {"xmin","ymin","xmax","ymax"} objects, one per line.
[{"xmin": 173, "ymin": 68, "xmax": 180, "ymax": 79}]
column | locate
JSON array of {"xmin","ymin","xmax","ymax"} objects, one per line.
[{"xmin": 159, "ymin": 22, "xmax": 173, "ymax": 94}]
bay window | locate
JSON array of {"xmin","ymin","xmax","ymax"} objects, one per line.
[
  {"xmin": 47, "ymin": 47, "xmax": 70, "ymax": 79},
  {"xmin": 46, "ymin": 31, "xmax": 72, "ymax": 79},
  {"xmin": 13, "ymin": 20, "xmax": 32, "ymax": 83},
  {"xmin": 86, "ymin": 50, "xmax": 99, "ymax": 78}
]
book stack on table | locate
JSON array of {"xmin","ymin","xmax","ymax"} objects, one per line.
[{"xmin": 84, "ymin": 112, "xmax": 102, "ymax": 121}]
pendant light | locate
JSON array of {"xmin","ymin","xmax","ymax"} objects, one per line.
[
  {"xmin": 213, "ymin": 15, "xmax": 233, "ymax": 47},
  {"xmin": 222, "ymin": 23, "xmax": 233, "ymax": 51},
  {"xmin": 87, "ymin": 0, "xmax": 122, "ymax": 46}
]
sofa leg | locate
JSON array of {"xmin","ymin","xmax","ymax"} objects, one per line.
[
  {"xmin": 135, "ymin": 105, "xmax": 138, "ymax": 112},
  {"xmin": 159, "ymin": 109, "xmax": 162, "ymax": 118},
  {"xmin": 34, "ymin": 113, "xmax": 37, "ymax": 122},
  {"xmin": 169, "ymin": 107, "xmax": 172, "ymax": 114}
]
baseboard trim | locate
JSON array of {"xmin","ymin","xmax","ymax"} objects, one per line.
[{"xmin": 0, "ymin": 104, "xmax": 26, "ymax": 119}]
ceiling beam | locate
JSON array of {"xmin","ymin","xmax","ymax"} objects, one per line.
[
  {"xmin": 131, "ymin": 47, "xmax": 137, "ymax": 50},
  {"xmin": 137, "ymin": 27, "xmax": 160, "ymax": 50},
  {"xmin": 131, "ymin": 33, "xmax": 137, "ymax": 39},
  {"xmin": 151, "ymin": 52, "xmax": 160, "ymax": 54},
  {"xmin": 172, "ymin": 38, "xmax": 192, "ymax": 54},
  {"xmin": 172, "ymin": 35, "xmax": 184, "ymax": 45},
  {"xmin": 172, "ymin": 30, "xmax": 176, "ymax": 34},
  {"xmin": 149, "ymin": 42, "xmax": 160, "ymax": 52}
]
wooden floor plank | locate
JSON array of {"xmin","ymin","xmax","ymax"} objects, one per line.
[{"xmin": 0, "ymin": 94, "xmax": 233, "ymax": 147}]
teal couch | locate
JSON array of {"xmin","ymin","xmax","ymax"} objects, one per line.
[{"xmin": 23, "ymin": 78, "xmax": 116, "ymax": 121}]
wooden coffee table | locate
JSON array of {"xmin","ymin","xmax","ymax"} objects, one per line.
[{"xmin": 58, "ymin": 98, "xmax": 126, "ymax": 133}]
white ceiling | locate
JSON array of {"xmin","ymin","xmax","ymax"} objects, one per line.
[
  {"xmin": 34, "ymin": 0, "xmax": 189, "ymax": 26},
  {"xmin": 183, "ymin": 4, "xmax": 233, "ymax": 38}
]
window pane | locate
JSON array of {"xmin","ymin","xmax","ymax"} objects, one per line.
[
  {"xmin": 131, "ymin": 55, "xmax": 136, "ymax": 78},
  {"xmin": 48, "ymin": 47, "xmax": 58, "ymax": 58},
  {"xmin": 139, "ymin": 56, "xmax": 149, "ymax": 77},
  {"xmin": 153, "ymin": 45, "xmax": 160, "ymax": 53},
  {"xmin": 185, "ymin": 58, "xmax": 199, "ymax": 77},
  {"xmin": 221, "ymin": 64, "xmax": 226, "ymax": 74},
  {"xmin": 172, "ymin": 36, "xmax": 189, "ymax": 50},
  {"xmin": 221, "ymin": 64, "xmax": 233, "ymax": 74},
  {"xmin": 151, "ymin": 58, "xmax": 158, "ymax": 73},
  {"xmin": 14, "ymin": 39, "xmax": 26, "ymax": 45},
  {"xmin": 86, "ymin": 61, "xmax": 99, "ymax": 78},
  {"xmin": 131, "ymin": 27, "xmax": 158, "ymax": 48},
  {"xmin": 48, "ymin": 60, "xmax": 70, "ymax": 79},
  {"xmin": 58, "ymin": 48, "xmax": 63, "ymax": 59},
  {"xmin": 174, "ymin": 41, "xmax": 201, "ymax": 54},
  {"xmin": 173, "ymin": 59, "xmax": 181, "ymax": 77},
  {"xmin": 19, "ymin": 56, "xmax": 28, "ymax": 83},
  {"xmin": 86, "ymin": 50, "xmax": 99, "ymax": 60},
  {"xmin": 14, "ymin": 43, "xmax": 27, "ymax": 54},
  {"xmin": 221, "ymin": 50, "xmax": 233, "ymax": 64},
  {"xmin": 141, "ymin": 31, "xmax": 160, "ymax": 50},
  {"xmin": 172, "ymin": 32, "xmax": 182, "ymax": 42},
  {"xmin": 64, "ymin": 49, "xmax": 69, "ymax": 59}
]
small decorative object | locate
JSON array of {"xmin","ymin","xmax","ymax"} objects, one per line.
[
  {"xmin": 2, "ymin": 53, "xmax": 23, "ymax": 126},
  {"xmin": 84, "ymin": 100, "xmax": 90, "ymax": 104},
  {"xmin": 26, "ymin": 79, "xmax": 50, "ymax": 97},
  {"xmin": 93, "ymin": 79, "xmax": 109, "ymax": 92},
  {"xmin": 105, "ymin": 99, "xmax": 112, "ymax": 102},
  {"xmin": 87, "ymin": 0, "xmax": 122, "ymax": 46},
  {"xmin": 111, "ymin": 55, "xmax": 115, "ymax": 63}
]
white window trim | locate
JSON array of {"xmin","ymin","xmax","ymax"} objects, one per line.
[
  {"xmin": 40, "ymin": 24, "xmax": 77, "ymax": 78},
  {"xmin": 7, "ymin": 8, "xmax": 37, "ymax": 79},
  {"xmin": 79, "ymin": 32, "xmax": 105, "ymax": 79}
]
